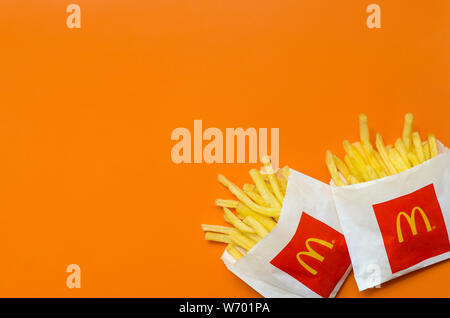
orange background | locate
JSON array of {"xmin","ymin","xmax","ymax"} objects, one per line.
[{"xmin": 0, "ymin": 0, "xmax": 449, "ymax": 297}]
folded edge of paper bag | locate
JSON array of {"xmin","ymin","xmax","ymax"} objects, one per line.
[
  {"xmin": 332, "ymin": 147, "xmax": 450, "ymax": 291},
  {"xmin": 221, "ymin": 169, "xmax": 352, "ymax": 298}
]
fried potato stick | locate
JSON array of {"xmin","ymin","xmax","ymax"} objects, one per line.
[
  {"xmin": 215, "ymin": 199, "xmax": 239, "ymax": 208},
  {"xmin": 226, "ymin": 244, "xmax": 243, "ymax": 260},
  {"xmin": 375, "ymin": 133, "xmax": 397, "ymax": 175},
  {"xmin": 343, "ymin": 140, "xmax": 370, "ymax": 181},
  {"xmin": 366, "ymin": 149, "xmax": 387, "ymax": 178},
  {"xmin": 244, "ymin": 190, "xmax": 268, "ymax": 207},
  {"xmin": 359, "ymin": 114, "xmax": 370, "ymax": 147},
  {"xmin": 348, "ymin": 175, "xmax": 360, "ymax": 184},
  {"xmin": 388, "ymin": 148, "xmax": 408, "ymax": 172},
  {"xmin": 403, "ymin": 113, "xmax": 414, "ymax": 152},
  {"xmin": 394, "ymin": 138, "xmax": 412, "ymax": 169},
  {"xmin": 428, "ymin": 134, "xmax": 438, "ymax": 158},
  {"xmin": 243, "ymin": 232, "xmax": 262, "ymax": 243},
  {"xmin": 218, "ymin": 174, "xmax": 281, "ymax": 217},
  {"xmin": 249, "ymin": 169, "xmax": 281, "ymax": 210},
  {"xmin": 365, "ymin": 164, "xmax": 378, "ymax": 180},
  {"xmin": 201, "ymin": 224, "xmax": 233, "ymax": 234},
  {"xmin": 243, "ymin": 184, "xmax": 256, "ymax": 192},
  {"xmin": 230, "ymin": 230, "xmax": 256, "ymax": 251},
  {"xmin": 277, "ymin": 166, "xmax": 290, "ymax": 193},
  {"xmin": 373, "ymin": 150, "xmax": 390, "ymax": 175},
  {"xmin": 407, "ymin": 152, "xmax": 420, "ymax": 166},
  {"xmin": 280, "ymin": 166, "xmax": 290, "ymax": 180},
  {"xmin": 423, "ymin": 141, "xmax": 430, "ymax": 161},
  {"xmin": 243, "ymin": 215, "xmax": 269, "ymax": 238},
  {"xmin": 344, "ymin": 154, "xmax": 363, "ymax": 181},
  {"xmin": 223, "ymin": 208, "xmax": 255, "ymax": 233},
  {"xmin": 236, "ymin": 203, "xmax": 277, "ymax": 231},
  {"xmin": 333, "ymin": 154, "xmax": 352, "ymax": 183},
  {"xmin": 412, "ymin": 132, "xmax": 425, "ymax": 163},
  {"xmin": 205, "ymin": 232, "xmax": 231, "ymax": 244},
  {"xmin": 353, "ymin": 142, "xmax": 369, "ymax": 164},
  {"xmin": 326, "ymin": 150, "xmax": 345, "ymax": 186},
  {"xmin": 261, "ymin": 156, "xmax": 284, "ymax": 204}
]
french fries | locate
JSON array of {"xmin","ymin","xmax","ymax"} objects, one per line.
[
  {"xmin": 202, "ymin": 156, "xmax": 289, "ymax": 260},
  {"xmin": 326, "ymin": 113, "xmax": 441, "ymax": 186},
  {"xmin": 226, "ymin": 244, "xmax": 243, "ymax": 260}
]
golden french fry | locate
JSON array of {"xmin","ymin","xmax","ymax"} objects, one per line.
[
  {"xmin": 277, "ymin": 174, "xmax": 287, "ymax": 193},
  {"xmin": 344, "ymin": 154, "xmax": 363, "ymax": 181},
  {"xmin": 343, "ymin": 140, "xmax": 370, "ymax": 181},
  {"xmin": 375, "ymin": 133, "xmax": 397, "ymax": 175},
  {"xmin": 403, "ymin": 113, "xmax": 414, "ymax": 152},
  {"xmin": 205, "ymin": 232, "xmax": 231, "ymax": 244},
  {"xmin": 230, "ymin": 230, "xmax": 256, "ymax": 251},
  {"xmin": 359, "ymin": 141, "xmax": 383, "ymax": 177},
  {"xmin": 201, "ymin": 224, "xmax": 233, "ymax": 234},
  {"xmin": 280, "ymin": 166, "xmax": 290, "ymax": 180},
  {"xmin": 353, "ymin": 142, "xmax": 369, "ymax": 164},
  {"xmin": 261, "ymin": 156, "xmax": 284, "ymax": 204},
  {"xmin": 244, "ymin": 189, "xmax": 268, "ymax": 207},
  {"xmin": 348, "ymin": 175, "xmax": 360, "ymax": 184},
  {"xmin": 326, "ymin": 150, "xmax": 345, "ymax": 186},
  {"xmin": 412, "ymin": 132, "xmax": 425, "ymax": 163},
  {"xmin": 236, "ymin": 203, "xmax": 277, "ymax": 231},
  {"xmin": 423, "ymin": 141, "xmax": 430, "ymax": 161},
  {"xmin": 365, "ymin": 164, "xmax": 378, "ymax": 180},
  {"xmin": 407, "ymin": 152, "xmax": 420, "ymax": 166},
  {"xmin": 276, "ymin": 166, "xmax": 290, "ymax": 193},
  {"xmin": 373, "ymin": 150, "xmax": 390, "ymax": 175},
  {"xmin": 243, "ymin": 215, "xmax": 269, "ymax": 238},
  {"xmin": 394, "ymin": 138, "xmax": 412, "ymax": 169},
  {"xmin": 215, "ymin": 199, "xmax": 239, "ymax": 208},
  {"xmin": 243, "ymin": 183, "xmax": 256, "ymax": 192},
  {"xmin": 227, "ymin": 244, "xmax": 243, "ymax": 260},
  {"xmin": 343, "ymin": 141, "xmax": 366, "ymax": 168},
  {"xmin": 333, "ymin": 154, "xmax": 352, "ymax": 183},
  {"xmin": 223, "ymin": 208, "xmax": 255, "ymax": 233},
  {"xmin": 428, "ymin": 134, "xmax": 438, "ymax": 158},
  {"xmin": 323, "ymin": 113, "xmax": 442, "ymax": 186},
  {"xmin": 243, "ymin": 232, "xmax": 262, "ymax": 243},
  {"xmin": 365, "ymin": 149, "xmax": 387, "ymax": 178},
  {"xmin": 249, "ymin": 169, "xmax": 281, "ymax": 210},
  {"xmin": 359, "ymin": 114, "xmax": 370, "ymax": 147},
  {"xmin": 218, "ymin": 174, "xmax": 280, "ymax": 217},
  {"xmin": 388, "ymin": 148, "xmax": 408, "ymax": 172}
]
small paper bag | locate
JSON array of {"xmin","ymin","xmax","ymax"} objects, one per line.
[
  {"xmin": 332, "ymin": 146, "xmax": 450, "ymax": 291},
  {"xmin": 222, "ymin": 169, "xmax": 352, "ymax": 298}
]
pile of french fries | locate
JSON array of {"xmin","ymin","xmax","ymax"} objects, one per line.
[
  {"xmin": 326, "ymin": 113, "xmax": 440, "ymax": 186},
  {"xmin": 201, "ymin": 156, "xmax": 290, "ymax": 260}
]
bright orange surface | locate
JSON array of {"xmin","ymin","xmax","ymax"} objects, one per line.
[{"xmin": 0, "ymin": 1, "xmax": 449, "ymax": 297}]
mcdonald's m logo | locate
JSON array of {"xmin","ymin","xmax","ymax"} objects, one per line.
[
  {"xmin": 296, "ymin": 238, "xmax": 334, "ymax": 275},
  {"xmin": 270, "ymin": 212, "xmax": 351, "ymax": 298},
  {"xmin": 396, "ymin": 207, "xmax": 433, "ymax": 243},
  {"xmin": 373, "ymin": 184, "xmax": 450, "ymax": 273}
]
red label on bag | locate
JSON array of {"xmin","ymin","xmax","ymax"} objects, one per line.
[
  {"xmin": 373, "ymin": 184, "xmax": 450, "ymax": 274},
  {"xmin": 270, "ymin": 212, "xmax": 351, "ymax": 298}
]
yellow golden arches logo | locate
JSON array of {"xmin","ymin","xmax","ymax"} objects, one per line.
[
  {"xmin": 396, "ymin": 206, "xmax": 433, "ymax": 243},
  {"xmin": 296, "ymin": 238, "xmax": 334, "ymax": 275}
]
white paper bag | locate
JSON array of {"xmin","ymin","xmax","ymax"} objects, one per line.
[
  {"xmin": 222, "ymin": 169, "xmax": 352, "ymax": 298},
  {"xmin": 332, "ymin": 146, "xmax": 450, "ymax": 291}
]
